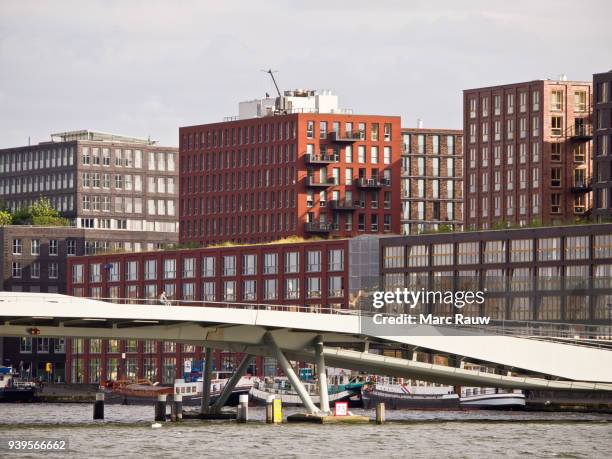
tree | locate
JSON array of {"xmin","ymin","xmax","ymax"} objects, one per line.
[
  {"xmin": 0, "ymin": 209, "xmax": 11, "ymax": 226},
  {"xmin": 12, "ymin": 197, "xmax": 69, "ymax": 226}
]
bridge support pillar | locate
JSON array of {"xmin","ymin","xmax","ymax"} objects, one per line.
[
  {"xmin": 314, "ymin": 335, "xmax": 330, "ymax": 414},
  {"xmin": 211, "ymin": 353, "xmax": 254, "ymax": 412},
  {"xmin": 200, "ymin": 347, "xmax": 213, "ymax": 414},
  {"xmin": 265, "ymin": 332, "xmax": 320, "ymax": 414}
]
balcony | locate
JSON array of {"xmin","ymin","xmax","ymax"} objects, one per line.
[
  {"xmin": 357, "ymin": 177, "xmax": 390, "ymax": 189},
  {"xmin": 304, "ymin": 221, "xmax": 337, "ymax": 233},
  {"xmin": 567, "ymin": 123, "xmax": 593, "ymax": 141},
  {"xmin": 570, "ymin": 178, "xmax": 593, "ymax": 193},
  {"xmin": 328, "ymin": 130, "xmax": 363, "ymax": 143},
  {"xmin": 330, "ymin": 199, "xmax": 357, "ymax": 211},
  {"xmin": 305, "ymin": 176, "xmax": 335, "ymax": 188},
  {"xmin": 304, "ymin": 153, "xmax": 337, "ymax": 164}
]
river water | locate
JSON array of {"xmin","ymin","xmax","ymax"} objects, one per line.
[{"xmin": 0, "ymin": 404, "xmax": 610, "ymax": 458}]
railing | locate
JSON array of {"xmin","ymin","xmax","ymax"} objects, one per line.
[
  {"xmin": 329, "ymin": 130, "xmax": 364, "ymax": 142},
  {"xmin": 304, "ymin": 221, "xmax": 337, "ymax": 232},
  {"xmin": 304, "ymin": 153, "xmax": 337, "ymax": 163},
  {"xmin": 305, "ymin": 176, "xmax": 335, "ymax": 187},
  {"xmin": 330, "ymin": 199, "xmax": 357, "ymax": 210},
  {"xmin": 570, "ymin": 177, "xmax": 593, "ymax": 193},
  {"xmin": 566, "ymin": 123, "xmax": 593, "ymax": 139}
]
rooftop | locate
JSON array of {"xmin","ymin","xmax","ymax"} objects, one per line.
[{"xmin": 49, "ymin": 130, "xmax": 157, "ymax": 145}]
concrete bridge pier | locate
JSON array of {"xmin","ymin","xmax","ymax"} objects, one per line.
[
  {"xmin": 314, "ymin": 335, "xmax": 330, "ymax": 414},
  {"xmin": 211, "ymin": 353, "xmax": 254, "ymax": 413},
  {"xmin": 200, "ymin": 347, "xmax": 213, "ymax": 414},
  {"xmin": 266, "ymin": 332, "xmax": 320, "ymax": 414}
]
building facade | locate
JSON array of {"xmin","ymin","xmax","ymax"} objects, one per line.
[
  {"xmin": 463, "ymin": 79, "xmax": 593, "ymax": 229},
  {"xmin": 592, "ymin": 70, "xmax": 612, "ymax": 220},
  {"xmin": 0, "ymin": 130, "xmax": 180, "ymax": 381},
  {"xmin": 380, "ymin": 223, "xmax": 612, "ymax": 327},
  {"xmin": 63, "ymin": 236, "xmax": 386, "ymax": 383},
  {"xmin": 0, "ymin": 130, "xmax": 178, "ymax": 234},
  {"xmin": 400, "ymin": 128, "xmax": 463, "ymax": 234},
  {"xmin": 179, "ymin": 94, "xmax": 402, "ymax": 245}
]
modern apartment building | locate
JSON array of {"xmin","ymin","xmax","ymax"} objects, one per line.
[
  {"xmin": 0, "ymin": 130, "xmax": 178, "ymax": 234},
  {"xmin": 592, "ymin": 70, "xmax": 612, "ymax": 220},
  {"xmin": 463, "ymin": 78, "xmax": 593, "ymax": 229},
  {"xmin": 380, "ymin": 223, "xmax": 612, "ymax": 326},
  {"xmin": 179, "ymin": 90, "xmax": 402, "ymax": 246},
  {"xmin": 400, "ymin": 127, "xmax": 463, "ymax": 234},
  {"xmin": 64, "ymin": 236, "xmax": 381, "ymax": 382}
]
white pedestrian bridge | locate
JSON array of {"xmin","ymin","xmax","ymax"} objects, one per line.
[{"xmin": 1, "ymin": 292, "xmax": 611, "ymax": 403}]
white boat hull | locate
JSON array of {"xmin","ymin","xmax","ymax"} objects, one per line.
[{"xmin": 460, "ymin": 392, "xmax": 526, "ymax": 410}]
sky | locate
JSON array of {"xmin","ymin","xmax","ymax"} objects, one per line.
[{"xmin": 0, "ymin": 0, "xmax": 611, "ymax": 148}]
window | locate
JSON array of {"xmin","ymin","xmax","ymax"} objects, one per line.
[
  {"xmin": 242, "ymin": 280, "xmax": 256, "ymax": 300},
  {"xmin": 551, "ymin": 90, "xmax": 563, "ymax": 111},
  {"xmin": 222, "ymin": 280, "xmax": 236, "ymax": 301},
  {"xmin": 264, "ymin": 278, "xmax": 278, "ymax": 300},
  {"xmin": 566, "ymin": 236, "xmax": 589, "ymax": 260},
  {"xmin": 49, "ymin": 239, "xmax": 58, "ymax": 256},
  {"xmin": 182, "ymin": 282, "xmax": 195, "ymax": 301},
  {"xmin": 183, "ymin": 257, "xmax": 196, "ymax": 278},
  {"xmin": 67, "ymin": 239, "xmax": 77, "ymax": 256},
  {"xmin": 202, "ymin": 256, "xmax": 215, "ymax": 277},
  {"xmin": 407, "ymin": 245, "xmax": 428, "ymax": 267},
  {"xmin": 458, "ymin": 242, "xmax": 479, "ymax": 265},
  {"xmin": 329, "ymin": 276, "xmax": 344, "ymax": 297},
  {"xmin": 31, "ymin": 262, "xmax": 40, "ymax": 279},
  {"xmin": 49, "ymin": 262, "xmax": 58, "ymax": 279},
  {"xmin": 551, "ymin": 116, "xmax": 563, "ymax": 136},
  {"xmin": 551, "ymin": 143, "xmax": 562, "ymax": 162},
  {"xmin": 72, "ymin": 264, "xmax": 84, "ymax": 283},
  {"xmin": 31, "ymin": 239, "xmax": 40, "ymax": 255},
  {"xmin": 144, "ymin": 259, "xmax": 157, "ymax": 280},
  {"xmin": 551, "ymin": 167, "xmax": 562, "ymax": 187},
  {"xmin": 242, "ymin": 254, "xmax": 257, "ymax": 275},
  {"xmin": 328, "ymin": 249, "xmax": 344, "ymax": 271},
  {"xmin": 306, "ymin": 251, "xmax": 321, "ymax": 272},
  {"xmin": 263, "ymin": 253, "xmax": 278, "ymax": 274},
  {"xmin": 306, "ymin": 121, "xmax": 314, "ymax": 139},
  {"xmin": 484, "ymin": 241, "xmax": 505, "ymax": 264},
  {"xmin": 90, "ymin": 263, "xmax": 101, "ymax": 283},
  {"xmin": 432, "ymin": 243, "xmax": 453, "ymax": 266},
  {"xmin": 202, "ymin": 281, "xmax": 215, "ymax": 301},
  {"xmin": 306, "ymin": 277, "xmax": 321, "ymax": 298},
  {"xmin": 551, "ymin": 193, "xmax": 561, "ymax": 214},
  {"xmin": 510, "ymin": 239, "xmax": 533, "ymax": 262},
  {"xmin": 12, "ymin": 239, "xmax": 22, "ymax": 255},
  {"xmin": 285, "ymin": 278, "xmax": 299, "ymax": 299},
  {"xmin": 223, "ymin": 255, "xmax": 236, "ymax": 276},
  {"xmin": 285, "ymin": 252, "xmax": 299, "ymax": 273},
  {"xmin": 20, "ymin": 337, "xmax": 32, "ymax": 353},
  {"xmin": 163, "ymin": 259, "xmax": 176, "ymax": 279},
  {"xmin": 108, "ymin": 261, "xmax": 120, "ymax": 282},
  {"xmin": 538, "ymin": 237, "xmax": 561, "ymax": 261},
  {"xmin": 594, "ymin": 235, "xmax": 612, "ymax": 258}
]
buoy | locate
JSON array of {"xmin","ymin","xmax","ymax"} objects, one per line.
[{"xmin": 151, "ymin": 423, "xmax": 162, "ymax": 428}]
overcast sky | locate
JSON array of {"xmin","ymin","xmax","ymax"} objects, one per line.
[{"xmin": 1, "ymin": 0, "xmax": 610, "ymax": 148}]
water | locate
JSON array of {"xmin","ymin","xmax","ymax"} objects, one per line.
[{"xmin": 0, "ymin": 404, "xmax": 611, "ymax": 458}]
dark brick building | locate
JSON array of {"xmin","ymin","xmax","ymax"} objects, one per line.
[
  {"xmin": 463, "ymin": 79, "xmax": 593, "ymax": 229},
  {"xmin": 592, "ymin": 70, "xmax": 612, "ymax": 220}
]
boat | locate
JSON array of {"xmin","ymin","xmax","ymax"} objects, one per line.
[
  {"xmin": 249, "ymin": 376, "xmax": 363, "ymax": 407},
  {"xmin": 362, "ymin": 382, "xmax": 460, "ymax": 410},
  {"xmin": 103, "ymin": 379, "xmax": 174, "ymax": 405},
  {"xmin": 173, "ymin": 371, "xmax": 255, "ymax": 407},
  {"xmin": 458, "ymin": 364, "xmax": 525, "ymax": 410},
  {"xmin": 460, "ymin": 387, "xmax": 526, "ymax": 410},
  {"xmin": 0, "ymin": 366, "xmax": 37, "ymax": 403}
]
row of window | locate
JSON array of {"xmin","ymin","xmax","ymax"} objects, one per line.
[
  {"xmin": 401, "ymin": 201, "xmax": 456, "ymax": 222},
  {"xmin": 19, "ymin": 337, "xmax": 65, "ymax": 353},
  {"xmin": 82, "ymin": 276, "xmax": 345, "ymax": 302},
  {"xmin": 401, "ymin": 156, "xmax": 457, "ymax": 177},
  {"xmin": 82, "ymin": 148, "xmax": 176, "ymax": 172},
  {"xmin": 11, "ymin": 261, "xmax": 59, "ymax": 279},
  {"xmin": 468, "ymin": 90, "xmax": 589, "ymax": 118},
  {"xmin": 383, "ymin": 235, "xmax": 612, "ymax": 268},
  {"xmin": 181, "ymin": 212, "xmax": 298, "ymax": 240},
  {"xmin": 82, "ymin": 173, "xmax": 175, "ymax": 194},
  {"xmin": 182, "ymin": 191, "xmax": 296, "ymax": 216},
  {"xmin": 0, "ymin": 147, "xmax": 75, "ymax": 174},
  {"xmin": 73, "ymin": 249, "xmax": 345, "ymax": 284},
  {"xmin": 467, "ymin": 194, "xmax": 586, "ymax": 219},
  {"xmin": 402, "ymin": 178, "xmax": 458, "ymax": 200},
  {"xmin": 13, "ymin": 238, "xmax": 60, "ymax": 256},
  {"xmin": 182, "ymin": 166, "xmax": 296, "ymax": 194},
  {"xmin": 401, "ymin": 134, "xmax": 458, "ymax": 155},
  {"xmin": 468, "ymin": 142, "xmax": 586, "ymax": 169},
  {"xmin": 81, "ymin": 195, "xmax": 176, "ymax": 216},
  {"xmin": 0, "ymin": 173, "xmax": 75, "ymax": 196}
]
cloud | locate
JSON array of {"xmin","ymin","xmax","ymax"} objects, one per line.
[{"xmin": 0, "ymin": 0, "xmax": 611, "ymax": 147}]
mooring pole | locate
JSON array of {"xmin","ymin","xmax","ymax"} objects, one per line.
[{"xmin": 201, "ymin": 347, "xmax": 213, "ymax": 414}]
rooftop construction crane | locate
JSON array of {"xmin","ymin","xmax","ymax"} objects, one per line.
[{"xmin": 262, "ymin": 69, "xmax": 282, "ymax": 98}]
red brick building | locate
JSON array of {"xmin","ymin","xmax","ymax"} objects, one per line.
[
  {"xmin": 179, "ymin": 112, "xmax": 402, "ymax": 245},
  {"xmin": 65, "ymin": 237, "xmax": 354, "ymax": 382},
  {"xmin": 463, "ymin": 79, "xmax": 593, "ymax": 229}
]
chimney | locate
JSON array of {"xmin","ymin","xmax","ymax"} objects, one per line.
[{"xmin": 417, "ymin": 118, "xmax": 424, "ymax": 129}]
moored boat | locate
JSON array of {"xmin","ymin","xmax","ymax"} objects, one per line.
[
  {"xmin": 249, "ymin": 376, "xmax": 363, "ymax": 407},
  {"xmin": 0, "ymin": 366, "xmax": 37, "ymax": 403},
  {"xmin": 460, "ymin": 387, "xmax": 526, "ymax": 410},
  {"xmin": 362, "ymin": 382, "xmax": 460, "ymax": 410},
  {"xmin": 174, "ymin": 372, "xmax": 255, "ymax": 407},
  {"xmin": 103, "ymin": 379, "xmax": 174, "ymax": 405}
]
